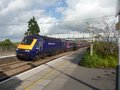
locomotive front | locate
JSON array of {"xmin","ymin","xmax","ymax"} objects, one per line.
[{"xmin": 16, "ymin": 37, "xmax": 37, "ymax": 60}]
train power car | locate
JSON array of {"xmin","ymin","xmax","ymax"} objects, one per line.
[{"xmin": 16, "ymin": 35, "xmax": 66, "ymax": 61}]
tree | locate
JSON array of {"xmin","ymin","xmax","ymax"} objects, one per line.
[
  {"xmin": 86, "ymin": 16, "xmax": 118, "ymax": 57},
  {"xmin": 87, "ymin": 16, "xmax": 117, "ymax": 43},
  {"xmin": 2, "ymin": 39, "xmax": 12, "ymax": 45},
  {"xmin": 25, "ymin": 16, "xmax": 40, "ymax": 36},
  {"xmin": 0, "ymin": 39, "xmax": 13, "ymax": 51}
]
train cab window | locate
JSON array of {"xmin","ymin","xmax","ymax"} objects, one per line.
[{"xmin": 21, "ymin": 38, "xmax": 33, "ymax": 45}]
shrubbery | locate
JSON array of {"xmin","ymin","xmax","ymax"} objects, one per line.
[
  {"xmin": 0, "ymin": 39, "xmax": 16, "ymax": 51},
  {"xmin": 94, "ymin": 41, "xmax": 118, "ymax": 58},
  {"xmin": 81, "ymin": 41, "xmax": 118, "ymax": 68}
]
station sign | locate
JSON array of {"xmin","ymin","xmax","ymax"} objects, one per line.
[{"xmin": 116, "ymin": 22, "xmax": 120, "ymax": 30}]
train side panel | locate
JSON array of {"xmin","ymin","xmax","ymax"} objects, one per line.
[{"xmin": 42, "ymin": 38, "xmax": 65, "ymax": 55}]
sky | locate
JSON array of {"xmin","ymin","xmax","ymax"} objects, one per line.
[{"xmin": 0, "ymin": 0, "xmax": 117, "ymax": 41}]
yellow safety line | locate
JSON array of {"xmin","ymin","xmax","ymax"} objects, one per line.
[
  {"xmin": 24, "ymin": 60, "xmax": 69, "ymax": 90},
  {"xmin": 24, "ymin": 61, "xmax": 68, "ymax": 90}
]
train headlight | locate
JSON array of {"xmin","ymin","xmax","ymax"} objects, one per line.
[{"xmin": 25, "ymin": 50, "xmax": 30, "ymax": 52}]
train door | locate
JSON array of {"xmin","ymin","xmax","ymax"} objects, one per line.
[
  {"xmin": 39, "ymin": 40, "xmax": 43, "ymax": 52},
  {"xmin": 36, "ymin": 39, "xmax": 43, "ymax": 52}
]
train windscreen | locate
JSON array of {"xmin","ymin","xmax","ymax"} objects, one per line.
[{"xmin": 21, "ymin": 38, "xmax": 33, "ymax": 45}]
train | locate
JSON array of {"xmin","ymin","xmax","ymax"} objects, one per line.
[{"xmin": 16, "ymin": 35, "xmax": 88, "ymax": 61}]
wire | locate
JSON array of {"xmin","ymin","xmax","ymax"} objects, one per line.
[
  {"xmin": 39, "ymin": 15, "xmax": 115, "ymax": 24},
  {"xmin": 0, "ymin": 14, "xmax": 115, "ymax": 25}
]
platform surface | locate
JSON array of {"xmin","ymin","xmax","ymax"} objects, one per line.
[
  {"xmin": 0, "ymin": 48, "xmax": 115, "ymax": 90},
  {"xmin": 0, "ymin": 52, "xmax": 15, "ymax": 57}
]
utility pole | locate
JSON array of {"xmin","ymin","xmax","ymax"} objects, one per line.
[
  {"xmin": 118, "ymin": 15, "xmax": 120, "ymax": 90},
  {"xmin": 87, "ymin": 22, "xmax": 93, "ymax": 56},
  {"xmin": 116, "ymin": 0, "xmax": 120, "ymax": 89},
  {"xmin": 116, "ymin": 15, "xmax": 120, "ymax": 90},
  {"xmin": 90, "ymin": 27, "xmax": 94, "ymax": 56}
]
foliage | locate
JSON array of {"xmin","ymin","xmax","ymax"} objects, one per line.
[
  {"xmin": 25, "ymin": 16, "xmax": 40, "ymax": 36},
  {"xmin": 81, "ymin": 50, "xmax": 117, "ymax": 68},
  {"xmin": 94, "ymin": 41, "xmax": 118, "ymax": 58},
  {"xmin": 0, "ymin": 39, "xmax": 16, "ymax": 51},
  {"xmin": 0, "ymin": 39, "xmax": 13, "ymax": 46},
  {"xmin": 80, "ymin": 41, "xmax": 118, "ymax": 68},
  {"xmin": 83, "ymin": 16, "xmax": 118, "ymax": 68},
  {"xmin": 86, "ymin": 16, "xmax": 117, "ymax": 43}
]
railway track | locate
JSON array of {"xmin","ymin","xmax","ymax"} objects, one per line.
[{"xmin": 0, "ymin": 50, "xmax": 77, "ymax": 82}]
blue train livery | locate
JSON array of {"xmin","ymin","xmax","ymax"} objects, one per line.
[{"xmin": 16, "ymin": 35, "xmax": 66, "ymax": 60}]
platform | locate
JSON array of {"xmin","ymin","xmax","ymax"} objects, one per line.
[
  {"xmin": 0, "ymin": 54, "xmax": 15, "ymax": 59},
  {"xmin": 0, "ymin": 52, "xmax": 15, "ymax": 57},
  {"xmin": 0, "ymin": 48, "xmax": 115, "ymax": 90}
]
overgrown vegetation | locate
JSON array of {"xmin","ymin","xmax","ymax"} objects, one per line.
[
  {"xmin": 0, "ymin": 39, "xmax": 18, "ymax": 51},
  {"xmin": 80, "ymin": 41, "xmax": 118, "ymax": 68},
  {"xmin": 81, "ymin": 16, "xmax": 118, "ymax": 68}
]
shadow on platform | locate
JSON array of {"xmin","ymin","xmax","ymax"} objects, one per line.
[
  {"xmin": 45, "ymin": 64, "xmax": 100, "ymax": 90},
  {"xmin": 0, "ymin": 71, "xmax": 22, "ymax": 90}
]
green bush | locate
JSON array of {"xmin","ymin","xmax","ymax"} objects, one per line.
[
  {"xmin": 80, "ymin": 41, "xmax": 118, "ymax": 68},
  {"xmin": 0, "ymin": 39, "xmax": 16, "ymax": 51},
  {"xmin": 81, "ymin": 51, "xmax": 117, "ymax": 68},
  {"xmin": 94, "ymin": 41, "xmax": 118, "ymax": 58}
]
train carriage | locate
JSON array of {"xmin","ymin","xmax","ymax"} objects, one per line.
[
  {"xmin": 16, "ymin": 35, "xmax": 66, "ymax": 61},
  {"xmin": 65, "ymin": 40, "xmax": 77, "ymax": 51}
]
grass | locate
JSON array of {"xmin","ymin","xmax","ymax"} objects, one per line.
[{"xmin": 80, "ymin": 51, "xmax": 118, "ymax": 68}]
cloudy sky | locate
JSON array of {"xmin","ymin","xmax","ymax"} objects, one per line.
[{"xmin": 0, "ymin": 0, "xmax": 117, "ymax": 41}]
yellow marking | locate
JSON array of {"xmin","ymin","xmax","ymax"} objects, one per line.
[
  {"xmin": 24, "ymin": 60, "xmax": 69, "ymax": 90},
  {"xmin": 24, "ymin": 61, "xmax": 68, "ymax": 90},
  {"xmin": 17, "ymin": 39, "xmax": 37, "ymax": 50}
]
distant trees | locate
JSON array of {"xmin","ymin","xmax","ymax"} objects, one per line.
[
  {"xmin": 0, "ymin": 39, "xmax": 13, "ymax": 46},
  {"xmin": 0, "ymin": 39, "xmax": 15, "ymax": 51},
  {"xmin": 25, "ymin": 16, "xmax": 40, "ymax": 36}
]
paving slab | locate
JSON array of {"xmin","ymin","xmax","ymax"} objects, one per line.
[{"xmin": 29, "ymin": 85, "xmax": 44, "ymax": 90}]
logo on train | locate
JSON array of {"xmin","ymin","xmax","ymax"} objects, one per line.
[{"xmin": 48, "ymin": 42, "xmax": 56, "ymax": 45}]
